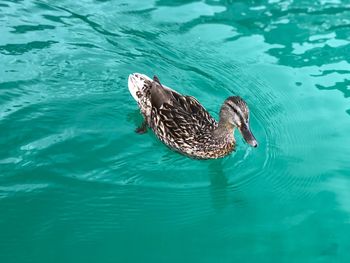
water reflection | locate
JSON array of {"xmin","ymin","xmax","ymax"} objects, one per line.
[
  {"xmin": 208, "ymin": 159, "xmax": 228, "ymax": 210},
  {"xmin": 156, "ymin": 0, "xmax": 200, "ymax": 6},
  {"xmin": 154, "ymin": 0, "xmax": 350, "ymax": 102}
]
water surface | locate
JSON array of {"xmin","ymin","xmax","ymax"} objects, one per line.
[{"xmin": 1, "ymin": 0, "xmax": 350, "ymax": 262}]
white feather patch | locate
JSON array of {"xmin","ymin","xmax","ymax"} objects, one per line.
[{"xmin": 128, "ymin": 73, "xmax": 152, "ymax": 102}]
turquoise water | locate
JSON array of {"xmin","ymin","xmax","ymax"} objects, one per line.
[{"xmin": 1, "ymin": 0, "xmax": 350, "ymax": 262}]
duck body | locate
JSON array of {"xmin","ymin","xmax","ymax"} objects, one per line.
[{"xmin": 128, "ymin": 73, "xmax": 257, "ymax": 159}]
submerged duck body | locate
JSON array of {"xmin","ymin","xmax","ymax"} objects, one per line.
[{"xmin": 128, "ymin": 73, "xmax": 257, "ymax": 159}]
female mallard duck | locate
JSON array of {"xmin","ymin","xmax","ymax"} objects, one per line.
[{"xmin": 128, "ymin": 73, "xmax": 258, "ymax": 159}]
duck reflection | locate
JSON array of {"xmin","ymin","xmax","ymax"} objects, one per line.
[{"xmin": 208, "ymin": 159, "xmax": 228, "ymax": 210}]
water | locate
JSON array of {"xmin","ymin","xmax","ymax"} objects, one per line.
[{"xmin": 1, "ymin": 0, "xmax": 350, "ymax": 262}]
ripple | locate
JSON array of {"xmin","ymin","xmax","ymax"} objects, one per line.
[
  {"xmin": 10, "ymin": 24, "xmax": 55, "ymax": 34},
  {"xmin": 0, "ymin": 40, "xmax": 58, "ymax": 55},
  {"xmin": 0, "ymin": 183, "xmax": 50, "ymax": 199},
  {"xmin": 20, "ymin": 129, "xmax": 76, "ymax": 152},
  {"xmin": 152, "ymin": 2, "xmax": 226, "ymax": 24},
  {"xmin": 0, "ymin": 79, "xmax": 42, "ymax": 119}
]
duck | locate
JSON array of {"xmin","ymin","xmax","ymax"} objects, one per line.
[{"xmin": 128, "ymin": 73, "xmax": 258, "ymax": 159}]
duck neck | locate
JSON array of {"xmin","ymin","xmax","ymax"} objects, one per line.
[{"xmin": 214, "ymin": 118, "xmax": 235, "ymax": 143}]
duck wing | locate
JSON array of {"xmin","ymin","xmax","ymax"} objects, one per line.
[
  {"xmin": 150, "ymin": 75, "xmax": 216, "ymax": 129},
  {"xmin": 156, "ymin": 101, "xmax": 215, "ymax": 134},
  {"xmin": 177, "ymin": 95, "xmax": 217, "ymax": 129},
  {"xmin": 150, "ymin": 76, "xmax": 178, "ymax": 109},
  {"xmin": 149, "ymin": 78, "xmax": 217, "ymax": 146}
]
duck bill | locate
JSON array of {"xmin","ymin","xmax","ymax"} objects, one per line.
[{"xmin": 239, "ymin": 124, "xmax": 258, "ymax": 148}]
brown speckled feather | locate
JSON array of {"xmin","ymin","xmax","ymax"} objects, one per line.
[{"xmin": 129, "ymin": 74, "xmax": 235, "ymax": 159}]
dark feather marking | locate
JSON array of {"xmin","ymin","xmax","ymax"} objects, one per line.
[{"xmin": 226, "ymin": 102, "xmax": 245, "ymax": 123}]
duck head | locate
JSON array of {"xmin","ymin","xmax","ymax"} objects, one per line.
[{"xmin": 219, "ymin": 96, "xmax": 258, "ymax": 147}]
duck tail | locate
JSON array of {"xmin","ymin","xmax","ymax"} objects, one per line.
[{"xmin": 128, "ymin": 73, "xmax": 152, "ymax": 102}]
